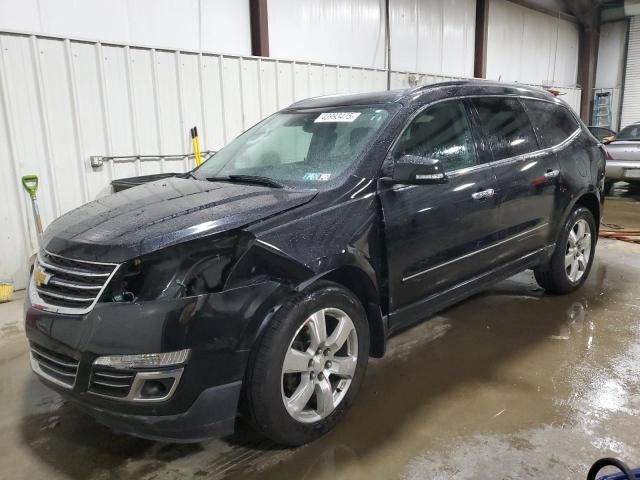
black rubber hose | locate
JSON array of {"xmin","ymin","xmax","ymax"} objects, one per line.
[{"xmin": 587, "ymin": 457, "xmax": 635, "ymax": 480}]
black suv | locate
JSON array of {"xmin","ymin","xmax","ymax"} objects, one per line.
[{"xmin": 26, "ymin": 81, "xmax": 605, "ymax": 446}]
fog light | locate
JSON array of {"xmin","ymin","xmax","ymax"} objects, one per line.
[
  {"xmin": 140, "ymin": 378, "xmax": 175, "ymax": 398},
  {"xmin": 94, "ymin": 349, "xmax": 190, "ymax": 370}
]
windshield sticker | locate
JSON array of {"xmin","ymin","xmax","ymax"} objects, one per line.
[
  {"xmin": 314, "ymin": 112, "xmax": 361, "ymax": 123},
  {"xmin": 303, "ymin": 173, "xmax": 332, "ymax": 181}
]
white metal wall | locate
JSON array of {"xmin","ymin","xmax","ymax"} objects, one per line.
[
  {"xmin": 389, "ymin": 0, "xmax": 476, "ymax": 76},
  {"xmin": 268, "ymin": 0, "xmax": 387, "ymax": 69},
  {"xmin": 0, "ymin": 30, "xmax": 581, "ymax": 290},
  {"xmin": 0, "ymin": 0, "xmax": 252, "ymax": 55},
  {"xmin": 486, "ymin": 0, "xmax": 580, "ymax": 86},
  {"xmin": 596, "ymin": 21, "xmax": 628, "ymax": 89},
  {"xmin": 595, "ymin": 21, "xmax": 627, "ymax": 131},
  {"xmin": 267, "ymin": 0, "xmax": 476, "ymax": 76},
  {"xmin": 621, "ymin": 16, "xmax": 640, "ymax": 128}
]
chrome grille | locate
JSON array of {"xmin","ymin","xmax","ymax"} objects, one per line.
[
  {"xmin": 89, "ymin": 367, "xmax": 136, "ymax": 398},
  {"xmin": 30, "ymin": 250, "xmax": 120, "ymax": 315},
  {"xmin": 30, "ymin": 342, "xmax": 79, "ymax": 389}
]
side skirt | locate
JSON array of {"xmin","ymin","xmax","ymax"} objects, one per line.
[{"xmin": 386, "ymin": 244, "xmax": 555, "ymax": 336}]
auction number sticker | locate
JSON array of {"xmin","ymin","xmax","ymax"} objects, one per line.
[
  {"xmin": 315, "ymin": 112, "xmax": 361, "ymax": 123},
  {"xmin": 303, "ymin": 172, "xmax": 332, "ymax": 181}
]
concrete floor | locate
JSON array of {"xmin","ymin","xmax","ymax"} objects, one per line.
[{"xmin": 1, "ymin": 189, "xmax": 638, "ymax": 480}]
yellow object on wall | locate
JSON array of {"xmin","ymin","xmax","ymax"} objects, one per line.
[{"xmin": 191, "ymin": 126, "xmax": 202, "ymax": 167}]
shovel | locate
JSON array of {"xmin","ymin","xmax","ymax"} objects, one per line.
[{"xmin": 21, "ymin": 175, "xmax": 43, "ymax": 247}]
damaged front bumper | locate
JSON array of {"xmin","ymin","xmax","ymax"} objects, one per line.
[
  {"xmin": 68, "ymin": 380, "xmax": 243, "ymax": 443},
  {"xmin": 24, "ymin": 279, "xmax": 293, "ymax": 442}
]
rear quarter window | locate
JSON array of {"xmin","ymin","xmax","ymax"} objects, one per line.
[{"xmin": 522, "ymin": 100, "xmax": 579, "ymax": 148}]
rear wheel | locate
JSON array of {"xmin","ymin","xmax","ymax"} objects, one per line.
[
  {"xmin": 534, "ymin": 206, "xmax": 596, "ymax": 294},
  {"xmin": 245, "ymin": 282, "xmax": 369, "ymax": 446}
]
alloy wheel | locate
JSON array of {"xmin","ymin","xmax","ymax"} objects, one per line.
[
  {"xmin": 281, "ymin": 308, "xmax": 358, "ymax": 423},
  {"xmin": 565, "ymin": 218, "xmax": 592, "ymax": 283}
]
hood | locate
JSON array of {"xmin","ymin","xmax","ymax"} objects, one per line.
[{"xmin": 43, "ymin": 177, "xmax": 316, "ymax": 263}]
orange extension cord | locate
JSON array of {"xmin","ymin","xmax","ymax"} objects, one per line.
[{"xmin": 599, "ymin": 223, "xmax": 640, "ymax": 244}]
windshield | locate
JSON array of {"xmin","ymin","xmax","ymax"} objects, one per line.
[
  {"xmin": 193, "ymin": 106, "xmax": 391, "ymax": 188},
  {"xmin": 616, "ymin": 124, "xmax": 640, "ymax": 140}
]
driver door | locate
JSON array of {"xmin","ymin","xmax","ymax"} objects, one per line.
[{"xmin": 378, "ymin": 99, "xmax": 500, "ymax": 321}]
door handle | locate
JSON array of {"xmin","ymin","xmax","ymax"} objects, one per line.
[
  {"xmin": 471, "ymin": 188, "xmax": 495, "ymax": 200},
  {"xmin": 544, "ymin": 169, "xmax": 560, "ymax": 179}
]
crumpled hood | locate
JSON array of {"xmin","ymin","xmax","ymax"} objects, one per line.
[{"xmin": 43, "ymin": 177, "xmax": 316, "ymax": 263}]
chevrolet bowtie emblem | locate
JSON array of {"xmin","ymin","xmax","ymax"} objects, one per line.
[{"xmin": 33, "ymin": 266, "xmax": 51, "ymax": 286}]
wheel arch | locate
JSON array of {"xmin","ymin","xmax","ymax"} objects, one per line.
[
  {"xmin": 314, "ymin": 266, "xmax": 387, "ymax": 358},
  {"xmin": 554, "ymin": 190, "xmax": 601, "ymax": 245},
  {"xmin": 573, "ymin": 192, "xmax": 601, "ymax": 235}
]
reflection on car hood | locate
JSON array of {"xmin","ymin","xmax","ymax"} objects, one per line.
[{"xmin": 43, "ymin": 177, "xmax": 316, "ymax": 263}]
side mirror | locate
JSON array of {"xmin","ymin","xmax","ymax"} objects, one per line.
[{"xmin": 391, "ymin": 155, "xmax": 447, "ymax": 184}]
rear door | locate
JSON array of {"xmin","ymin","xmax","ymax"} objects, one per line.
[
  {"xmin": 469, "ymin": 96, "xmax": 558, "ymax": 261},
  {"xmin": 379, "ymin": 99, "xmax": 499, "ymax": 314},
  {"xmin": 521, "ymin": 99, "xmax": 585, "ymax": 239}
]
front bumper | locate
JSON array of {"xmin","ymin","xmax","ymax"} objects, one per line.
[
  {"xmin": 605, "ymin": 160, "xmax": 640, "ymax": 182},
  {"xmin": 28, "ymin": 335, "xmax": 243, "ymax": 441},
  {"xmin": 68, "ymin": 380, "xmax": 242, "ymax": 442},
  {"xmin": 24, "ymin": 279, "xmax": 292, "ymax": 441}
]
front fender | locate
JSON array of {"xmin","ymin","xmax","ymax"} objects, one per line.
[{"xmin": 228, "ymin": 192, "xmax": 387, "ymax": 356}]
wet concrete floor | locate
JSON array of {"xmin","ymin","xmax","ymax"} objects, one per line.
[
  {"xmin": 603, "ymin": 182, "xmax": 640, "ymax": 230},
  {"xmin": 1, "ymin": 196, "xmax": 639, "ymax": 480}
]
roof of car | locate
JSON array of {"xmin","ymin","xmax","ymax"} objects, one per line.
[{"xmin": 287, "ymin": 80, "xmax": 557, "ymax": 110}]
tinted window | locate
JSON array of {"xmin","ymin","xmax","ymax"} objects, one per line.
[
  {"xmin": 472, "ymin": 97, "xmax": 538, "ymax": 161},
  {"xmin": 617, "ymin": 124, "xmax": 640, "ymax": 140},
  {"xmin": 589, "ymin": 127, "xmax": 609, "ymax": 137},
  {"xmin": 393, "ymin": 100, "xmax": 478, "ymax": 172},
  {"xmin": 523, "ymin": 100, "xmax": 579, "ymax": 148}
]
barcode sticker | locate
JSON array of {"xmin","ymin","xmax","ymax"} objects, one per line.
[{"xmin": 314, "ymin": 112, "xmax": 361, "ymax": 123}]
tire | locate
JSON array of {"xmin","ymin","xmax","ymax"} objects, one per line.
[
  {"xmin": 534, "ymin": 206, "xmax": 596, "ymax": 294},
  {"xmin": 244, "ymin": 281, "xmax": 370, "ymax": 446}
]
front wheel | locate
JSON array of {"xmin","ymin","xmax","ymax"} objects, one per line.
[
  {"xmin": 534, "ymin": 206, "xmax": 596, "ymax": 294},
  {"xmin": 244, "ymin": 282, "xmax": 370, "ymax": 446}
]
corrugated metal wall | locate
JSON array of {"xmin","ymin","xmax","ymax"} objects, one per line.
[
  {"xmin": 268, "ymin": 0, "xmax": 476, "ymax": 76},
  {"xmin": 0, "ymin": 0, "xmax": 252, "ymax": 55},
  {"xmin": 594, "ymin": 21, "xmax": 627, "ymax": 131},
  {"xmin": 621, "ymin": 16, "xmax": 640, "ymax": 129},
  {"xmin": 486, "ymin": 0, "xmax": 580, "ymax": 87},
  {"xmin": 0, "ymin": 30, "xmax": 582, "ymax": 290},
  {"xmin": 388, "ymin": 0, "xmax": 476, "ymax": 75},
  {"xmin": 268, "ymin": 0, "xmax": 386, "ymax": 69},
  {"xmin": 596, "ymin": 21, "xmax": 627, "ymax": 90}
]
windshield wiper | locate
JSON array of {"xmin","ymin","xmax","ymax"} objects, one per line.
[{"xmin": 205, "ymin": 175, "xmax": 284, "ymax": 188}]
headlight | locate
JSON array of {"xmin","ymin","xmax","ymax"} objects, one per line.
[
  {"xmin": 102, "ymin": 234, "xmax": 240, "ymax": 303},
  {"xmin": 94, "ymin": 349, "xmax": 190, "ymax": 369}
]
